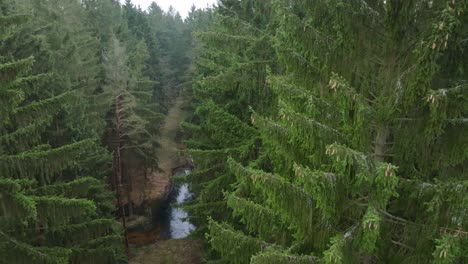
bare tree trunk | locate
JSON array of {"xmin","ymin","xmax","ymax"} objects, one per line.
[
  {"xmin": 362, "ymin": 124, "xmax": 390, "ymax": 264},
  {"xmin": 114, "ymin": 96, "xmax": 130, "ymax": 258},
  {"xmin": 374, "ymin": 125, "xmax": 389, "ymax": 162},
  {"xmin": 123, "ymin": 163, "xmax": 134, "ymax": 218}
]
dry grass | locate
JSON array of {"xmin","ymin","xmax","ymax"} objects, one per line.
[
  {"xmin": 129, "ymin": 97, "xmax": 187, "ymax": 207},
  {"xmin": 130, "ymin": 239, "xmax": 203, "ymax": 264}
]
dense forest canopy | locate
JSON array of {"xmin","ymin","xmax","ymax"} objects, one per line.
[
  {"xmin": 1, "ymin": 0, "xmax": 467, "ymax": 263},
  {"xmin": 183, "ymin": 0, "xmax": 467, "ymax": 263},
  {"xmin": 0, "ymin": 0, "xmax": 200, "ymax": 262}
]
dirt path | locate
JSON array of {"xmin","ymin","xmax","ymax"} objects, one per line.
[
  {"xmin": 128, "ymin": 97, "xmax": 186, "ymax": 207},
  {"xmin": 144, "ymin": 97, "xmax": 186, "ymax": 202},
  {"xmin": 145, "ymin": 97, "xmax": 183, "ymax": 200},
  {"xmin": 129, "ymin": 97, "xmax": 203, "ymax": 264}
]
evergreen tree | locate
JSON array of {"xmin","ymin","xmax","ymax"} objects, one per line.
[
  {"xmin": 186, "ymin": 0, "xmax": 468, "ymax": 263},
  {"xmin": 102, "ymin": 36, "xmax": 163, "ymax": 217},
  {"xmin": 1, "ymin": 0, "xmax": 205, "ymax": 262},
  {"xmin": 181, "ymin": 0, "xmax": 279, "ymax": 260},
  {"xmin": 0, "ymin": 2, "xmax": 125, "ymax": 263},
  {"xmin": 147, "ymin": 4, "xmax": 193, "ymax": 104}
]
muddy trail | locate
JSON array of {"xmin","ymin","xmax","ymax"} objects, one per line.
[{"xmin": 128, "ymin": 97, "xmax": 202, "ymax": 264}]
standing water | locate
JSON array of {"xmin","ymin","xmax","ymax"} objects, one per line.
[
  {"xmin": 155, "ymin": 168, "xmax": 195, "ymax": 239},
  {"xmin": 169, "ymin": 169, "xmax": 195, "ymax": 238}
]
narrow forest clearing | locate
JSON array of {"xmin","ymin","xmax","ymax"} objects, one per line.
[
  {"xmin": 129, "ymin": 97, "xmax": 187, "ymax": 207},
  {"xmin": 129, "ymin": 97, "xmax": 202, "ymax": 263}
]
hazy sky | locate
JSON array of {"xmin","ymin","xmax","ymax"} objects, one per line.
[{"xmin": 131, "ymin": 0, "xmax": 218, "ymax": 18}]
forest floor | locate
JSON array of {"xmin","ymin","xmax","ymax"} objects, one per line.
[
  {"xmin": 129, "ymin": 97, "xmax": 203, "ymax": 264},
  {"xmin": 128, "ymin": 97, "xmax": 187, "ymax": 208},
  {"xmin": 130, "ymin": 239, "xmax": 203, "ymax": 264}
]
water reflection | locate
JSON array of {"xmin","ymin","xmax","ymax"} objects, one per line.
[
  {"xmin": 170, "ymin": 184, "xmax": 195, "ymax": 238},
  {"xmin": 167, "ymin": 169, "xmax": 195, "ymax": 239}
]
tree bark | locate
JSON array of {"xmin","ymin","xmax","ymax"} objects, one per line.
[
  {"xmin": 114, "ymin": 96, "xmax": 130, "ymax": 258},
  {"xmin": 374, "ymin": 125, "xmax": 389, "ymax": 162},
  {"xmin": 362, "ymin": 124, "xmax": 390, "ymax": 264},
  {"xmin": 125, "ymin": 165, "xmax": 134, "ymax": 218}
]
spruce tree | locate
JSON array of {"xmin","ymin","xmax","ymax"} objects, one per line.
[
  {"xmin": 102, "ymin": 36, "xmax": 163, "ymax": 217},
  {"xmin": 186, "ymin": 0, "xmax": 468, "ymax": 263},
  {"xmin": 0, "ymin": 2, "xmax": 126, "ymax": 263},
  {"xmin": 181, "ymin": 0, "xmax": 279, "ymax": 259}
]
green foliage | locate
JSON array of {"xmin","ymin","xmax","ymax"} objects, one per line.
[
  {"xmin": 1, "ymin": 0, "xmax": 211, "ymax": 262},
  {"xmin": 185, "ymin": 0, "xmax": 468, "ymax": 263},
  {"xmin": 0, "ymin": 139, "xmax": 96, "ymax": 183},
  {"xmin": 251, "ymin": 251, "xmax": 321, "ymax": 264},
  {"xmin": 0, "ymin": 1, "xmax": 131, "ymax": 262},
  {"xmin": 229, "ymin": 159, "xmax": 315, "ymax": 237},
  {"xmin": 0, "ymin": 178, "xmax": 37, "ymax": 220},
  {"xmin": 293, "ymin": 164, "xmax": 336, "ymax": 220},
  {"xmin": 226, "ymin": 193, "xmax": 287, "ymax": 242},
  {"xmin": 359, "ymin": 206, "xmax": 381, "ymax": 254},
  {"xmin": 207, "ymin": 218, "xmax": 266, "ymax": 264},
  {"xmin": 323, "ymin": 234, "xmax": 345, "ymax": 264},
  {"xmin": 432, "ymin": 234, "xmax": 462, "ymax": 264}
]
